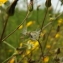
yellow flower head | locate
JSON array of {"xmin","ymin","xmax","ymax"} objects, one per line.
[
  {"xmin": 32, "ymin": 40, "xmax": 39, "ymax": 50},
  {"xmin": 55, "ymin": 33, "xmax": 60, "ymax": 38},
  {"xmin": 0, "ymin": 0, "xmax": 7, "ymax": 6},
  {"xmin": 26, "ymin": 21, "xmax": 33, "ymax": 27},
  {"xmin": 58, "ymin": 18, "xmax": 63, "ymax": 26},
  {"xmin": 43, "ymin": 56, "xmax": 49, "ymax": 63},
  {"xmin": 9, "ymin": 57, "xmax": 15, "ymax": 63},
  {"xmin": 27, "ymin": 40, "xmax": 39, "ymax": 50},
  {"xmin": 18, "ymin": 25, "xmax": 23, "ymax": 29}
]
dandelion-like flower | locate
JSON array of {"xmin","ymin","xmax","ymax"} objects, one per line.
[
  {"xmin": 0, "ymin": 0, "xmax": 7, "ymax": 6},
  {"xmin": 26, "ymin": 21, "xmax": 33, "ymax": 27},
  {"xmin": 43, "ymin": 56, "xmax": 49, "ymax": 63},
  {"xmin": 18, "ymin": 25, "xmax": 23, "ymax": 29},
  {"xmin": 27, "ymin": 40, "xmax": 39, "ymax": 50},
  {"xmin": 55, "ymin": 33, "xmax": 60, "ymax": 38},
  {"xmin": 9, "ymin": 57, "xmax": 15, "ymax": 63}
]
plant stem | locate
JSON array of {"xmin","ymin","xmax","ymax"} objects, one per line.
[
  {"xmin": 37, "ymin": 7, "xmax": 48, "ymax": 56},
  {"xmin": 0, "ymin": 14, "xmax": 9, "ymax": 43},
  {"xmin": 3, "ymin": 41, "xmax": 16, "ymax": 50},
  {"xmin": 2, "ymin": 53, "xmax": 14, "ymax": 63},
  {"xmin": 2, "ymin": 12, "xmax": 30, "ymax": 41}
]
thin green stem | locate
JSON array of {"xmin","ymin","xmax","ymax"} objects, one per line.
[
  {"xmin": 2, "ymin": 53, "xmax": 14, "ymax": 63},
  {"xmin": 43, "ymin": 24, "xmax": 53, "ymax": 51},
  {"xmin": 0, "ymin": 14, "xmax": 9, "ymax": 43},
  {"xmin": 37, "ymin": 7, "xmax": 48, "ymax": 56},
  {"xmin": 3, "ymin": 41, "xmax": 16, "ymax": 50},
  {"xmin": 2, "ymin": 12, "xmax": 30, "ymax": 41}
]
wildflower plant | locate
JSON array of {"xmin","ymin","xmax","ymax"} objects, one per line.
[{"xmin": 0, "ymin": 0, "xmax": 63, "ymax": 63}]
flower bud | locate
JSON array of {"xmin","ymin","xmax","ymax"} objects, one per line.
[
  {"xmin": 45, "ymin": 0, "xmax": 51, "ymax": 8},
  {"xmin": 7, "ymin": 0, "xmax": 18, "ymax": 16},
  {"xmin": 28, "ymin": 0, "xmax": 33, "ymax": 12}
]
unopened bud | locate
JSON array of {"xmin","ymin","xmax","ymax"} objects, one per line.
[
  {"xmin": 7, "ymin": 0, "xmax": 18, "ymax": 16},
  {"xmin": 28, "ymin": 0, "xmax": 33, "ymax": 12},
  {"xmin": 45, "ymin": 0, "xmax": 51, "ymax": 8}
]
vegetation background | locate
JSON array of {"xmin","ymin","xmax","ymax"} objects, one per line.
[{"xmin": 0, "ymin": 0, "xmax": 63, "ymax": 63}]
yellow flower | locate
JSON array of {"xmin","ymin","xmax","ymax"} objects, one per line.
[
  {"xmin": 18, "ymin": 25, "xmax": 23, "ymax": 29},
  {"xmin": 33, "ymin": 41, "xmax": 39, "ymax": 49},
  {"xmin": 9, "ymin": 57, "xmax": 15, "ymax": 63},
  {"xmin": 27, "ymin": 40, "xmax": 39, "ymax": 50},
  {"xmin": 26, "ymin": 21, "xmax": 33, "ymax": 27},
  {"xmin": 58, "ymin": 18, "xmax": 63, "ymax": 26},
  {"xmin": 43, "ymin": 56, "xmax": 49, "ymax": 63},
  {"xmin": 55, "ymin": 33, "xmax": 60, "ymax": 38},
  {"xmin": 0, "ymin": 0, "xmax": 7, "ymax": 6},
  {"xmin": 46, "ymin": 45, "xmax": 51, "ymax": 49}
]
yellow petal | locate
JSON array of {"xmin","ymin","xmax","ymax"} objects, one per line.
[
  {"xmin": 18, "ymin": 25, "xmax": 23, "ymax": 29},
  {"xmin": 9, "ymin": 57, "xmax": 15, "ymax": 63},
  {"xmin": 55, "ymin": 33, "xmax": 60, "ymax": 38},
  {"xmin": 27, "ymin": 40, "xmax": 39, "ymax": 50},
  {"xmin": 26, "ymin": 21, "xmax": 33, "ymax": 27},
  {"xmin": 0, "ymin": 0, "xmax": 7, "ymax": 6},
  {"xmin": 43, "ymin": 56, "xmax": 49, "ymax": 63}
]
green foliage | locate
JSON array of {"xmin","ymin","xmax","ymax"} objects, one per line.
[{"xmin": 0, "ymin": 1, "xmax": 63, "ymax": 63}]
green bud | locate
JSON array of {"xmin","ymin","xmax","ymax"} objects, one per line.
[{"xmin": 45, "ymin": 0, "xmax": 51, "ymax": 8}]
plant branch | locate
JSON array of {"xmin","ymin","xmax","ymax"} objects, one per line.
[
  {"xmin": 2, "ymin": 53, "xmax": 14, "ymax": 63},
  {"xmin": 37, "ymin": 7, "xmax": 48, "ymax": 56},
  {"xmin": 3, "ymin": 41, "xmax": 16, "ymax": 50},
  {"xmin": 0, "ymin": 14, "xmax": 9, "ymax": 43},
  {"xmin": 2, "ymin": 12, "xmax": 30, "ymax": 41}
]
